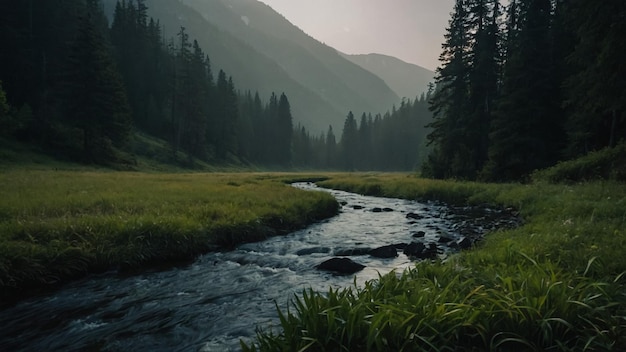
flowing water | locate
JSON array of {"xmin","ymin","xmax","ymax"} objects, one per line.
[{"xmin": 0, "ymin": 183, "xmax": 515, "ymax": 351}]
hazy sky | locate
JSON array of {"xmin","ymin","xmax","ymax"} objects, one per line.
[{"xmin": 258, "ymin": 0, "xmax": 455, "ymax": 71}]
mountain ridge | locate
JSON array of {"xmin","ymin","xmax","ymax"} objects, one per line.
[
  {"xmin": 103, "ymin": 0, "xmax": 429, "ymax": 133},
  {"xmin": 341, "ymin": 53, "xmax": 435, "ymax": 100}
]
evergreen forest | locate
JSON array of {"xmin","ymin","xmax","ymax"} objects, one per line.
[
  {"xmin": 424, "ymin": 0, "xmax": 625, "ymax": 181},
  {"xmin": 0, "ymin": 0, "xmax": 624, "ymax": 179}
]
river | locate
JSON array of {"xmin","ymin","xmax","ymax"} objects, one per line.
[{"xmin": 0, "ymin": 183, "xmax": 515, "ymax": 351}]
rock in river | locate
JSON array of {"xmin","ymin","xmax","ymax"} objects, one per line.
[
  {"xmin": 317, "ymin": 258, "xmax": 366, "ymax": 274},
  {"xmin": 369, "ymin": 245, "xmax": 398, "ymax": 258}
]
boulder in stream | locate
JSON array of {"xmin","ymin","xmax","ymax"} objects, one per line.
[
  {"xmin": 404, "ymin": 242, "xmax": 439, "ymax": 260},
  {"xmin": 317, "ymin": 258, "xmax": 365, "ymax": 274},
  {"xmin": 403, "ymin": 242, "xmax": 425, "ymax": 257},
  {"xmin": 406, "ymin": 212, "xmax": 424, "ymax": 220},
  {"xmin": 458, "ymin": 237, "xmax": 472, "ymax": 249},
  {"xmin": 369, "ymin": 245, "xmax": 398, "ymax": 258}
]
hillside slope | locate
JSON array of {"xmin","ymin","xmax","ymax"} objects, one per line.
[
  {"xmin": 104, "ymin": 0, "xmax": 401, "ymax": 133},
  {"xmin": 342, "ymin": 53, "xmax": 435, "ymax": 100}
]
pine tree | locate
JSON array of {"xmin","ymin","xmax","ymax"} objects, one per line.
[
  {"xmin": 63, "ymin": 4, "xmax": 131, "ymax": 162},
  {"xmin": 564, "ymin": 0, "xmax": 626, "ymax": 155},
  {"xmin": 482, "ymin": 0, "xmax": 562, "ymax": 181},
  {"xmin": 325, "ymin": 125, "xmax": 337, "ymax": 169},
  {"xmin": 275, "ymin": 93, "xmax": 293, "ymax": 166},
  {"xmin": 214, "ymin": 71, "xmax": 239, "ymax": 159},
  {"xmin": 340, "ymin": 111, "xmax": 358, "ymax": 170},
  {"xmin": 424, "ymin": 0, "xmax": 472, "ymax": 179},
  {"xmin": 466, "ymin": 0, "xmax": 502, "ymax": 175}
]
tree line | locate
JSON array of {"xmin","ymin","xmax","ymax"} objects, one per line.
[
  {"xmin": 291, "ymin": 93, "xmax": 433, "ymax": 171},
  {"xmin": 0, "ymin": 0, "xmax": 294, "ymax": 166},
  {"xmin": 424, "ymin": 0, "xmax": 625, "ymax": 181}
]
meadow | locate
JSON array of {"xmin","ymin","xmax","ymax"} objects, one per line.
[
  {"xmin": 0, "ymin": 170, "xmax": 338, "ymax": 302},
  {"xmin": 1, "ymin": 161, "xmax": 624, "ymax": 350},
  {"xmin": 244, "ymin": 173, "xmax": 626, "ymax": 351}
]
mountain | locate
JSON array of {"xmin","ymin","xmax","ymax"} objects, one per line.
[
  {"xmin": 103, "ymin": 0, "xmax": 401, "ymax": 134},
  {"xmin": 341, "ymin": 53, "xmax": 435, "ymax": 100}
]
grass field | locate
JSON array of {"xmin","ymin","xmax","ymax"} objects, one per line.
[
  {"xmin": 1, "ymin": 150, "xmax": 625, "ymax": 350},
  {"xmin": 0, "ymin": 170, "xmax": 338, "ymax": 302},
  {"xmin": 244, "ymin": 173, "xmax": 626, "ymax": 351}
]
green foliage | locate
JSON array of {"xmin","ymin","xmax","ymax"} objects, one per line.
[
  {"xmin": 0, "ymin": 171, "xmax": 338, "ymax": 299},
  {"xmin": 247, "ymin": 174, "xmax": 626, "ymax": 350},
  {"xmin": 532, "ymin": 142, "xmax": 626, "ymax": 183},
  {"xmin": 424, "ymin": 1, "xmax": 623, "ymax": 182},
  {"xmin": 424, "ymin": 0, "xmax": 501, "ymax": 180}
]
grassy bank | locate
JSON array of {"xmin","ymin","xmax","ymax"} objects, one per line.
[
  {"xmin": 0, "ymin": 171, "xmax": 338, "ymax": 302},
  {"xmin": 244, "ymin": 174, "xmax": 626, "ymax": 351}
]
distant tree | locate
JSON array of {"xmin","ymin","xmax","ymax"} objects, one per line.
[
  {"xmin": 275, "ymin": 93, "xmax": 293, "ymax": 166},
  {"xmin": 62, "ymin": 5, "xmax": 132, "ymax": 162},
  {"xmin": 213, "ymin": 71, "xmax": 239, "ymax": 159},
  {"xmin": 357, "ymin": 113, "xmax": 372, "ymax": 170},
  {"xmin": 340, "ymin": 111, "xmax": 358, "ymax": 170},
  {"xmin": 325, "ymin": 125, "xmax": 337, "ymax": 169},
  {"xmin": 292, "ymin": 125, "xmax": 311, "ymax": 167}
]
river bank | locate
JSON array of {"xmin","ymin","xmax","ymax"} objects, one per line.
[
  {"xmin": 1, "ymin": 182, "xmax": 502, "ymax": 350},
  {"xmin": 0, "ymin": 171, "xmax": 339, "ymax": 304},
  {"xmin": 245, "ymin": 174, "xmax": 626, "ymax": 351}
]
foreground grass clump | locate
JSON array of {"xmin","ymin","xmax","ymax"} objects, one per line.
[
  {"xmin": 0, "ymin": 171, "xmax": 338, "ymax": 299},
  {"xmin": 243, "ymin": 174, "xmax": 626, "ymax": 351}
]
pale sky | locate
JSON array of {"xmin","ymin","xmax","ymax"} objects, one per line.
[{"xmin": 258, "ymin": 0, "xmax": 455, "ymax": 71}]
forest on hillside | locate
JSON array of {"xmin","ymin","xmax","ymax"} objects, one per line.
[
  {"xmin": 0, "ymin": 0, "xmax": 624, "ymax": 177},
  {"xmin": 0, "ymin": 0, "xmax": 430, "ymax": 171}
]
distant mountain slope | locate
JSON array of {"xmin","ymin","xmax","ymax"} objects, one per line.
[
  {"xmin": 183, "ymin": 0, "xmax": 399, "ymax": 115},
  {"xmin": 104, "ymin": 0, "xmax": 401, "ymax": 134},
  {"xmin": 341, "ymin": 53, "xmax": 435, "ymax": 100}
]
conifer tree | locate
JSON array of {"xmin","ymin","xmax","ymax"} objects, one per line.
[
  {"xmin": 482, "ymin": 0, "xmax": 561, "ymax": 181},
  {"xmin": 564, "ymin": 0, "xmax": 626, "ymax": 155},
  {"xmin": 63, "ymin": 4, "xmax": 131, "ymax": 162},
  {"xmin": 340, "ymin": 111, "xmax": 358, "ymax": 170},
  {"xmin": 275, "ymin": 93, "xmax": 293, "ymax": 166},
  {"xmin": 423, "ymin": 0, "xmax": 472, "ymax": 178},
  {"xmin": 325, "ymin": 125, "xmax": 337, "ymax": 169}
]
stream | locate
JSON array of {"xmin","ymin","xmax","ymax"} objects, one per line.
[{"xmin": 0, "ymin": 183, "xmax": 519, "ymax": 351}]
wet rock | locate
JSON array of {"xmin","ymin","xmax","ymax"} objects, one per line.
[
  {"xmin": 352, "ymin": 205, "xmax": 364, "ymax": 210},
  {"xmin": 458, "ymin": 237, "xmax": 472, "ymax": 249},
  {"xmin": 404, "ymin": 242, "xmax": 440, "ymax": 260},
  {"xmin": 424, "ymin": 243, "xmax": 441, "ymax": 258},
  {"xmin": 382, "ymin": 207, "xmax": 394, "ymax": 212},
  {"xmin": 406, "ymin": 213, "xmax": 424, "ymax": 220},
  {"xmin": 393, "ymin": 243, "xmax": 408, "ymax": 249},
  {"xmin": 317, "ymin": 258, "xmax": 365, "ymax": 274},
  {"xmin": 372, "ymin": 207, "xmax": 383, "ymax": 212},
  {"xmin": 296, "ymin": 247, "xmax": 331, "ymax": 256},
  {"xmin": 438, "ymin": 236, "xmax": 454, "ymax": 243},
  {"xmin": 334, "ymin": 248, "xmax": 371, "ymax": 256},
  {"xmin": 403, "ymin": 242, "xmax": 425, "ymax": 257},
  {"xmin": 412, "ymin": 231, "xmax": 426, "ymax": 238},
  {"xmin": 369, "ymin": 245, "xmax": 398, "ymax": 258}
]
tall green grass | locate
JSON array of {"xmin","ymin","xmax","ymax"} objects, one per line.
[
  {"xmin": 243, "ymin": 174, "xmax": 626, "ymax": 351},
  {"xmin": 0, "ymin": 171, "xmax": 338, "ymax": 299}
]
